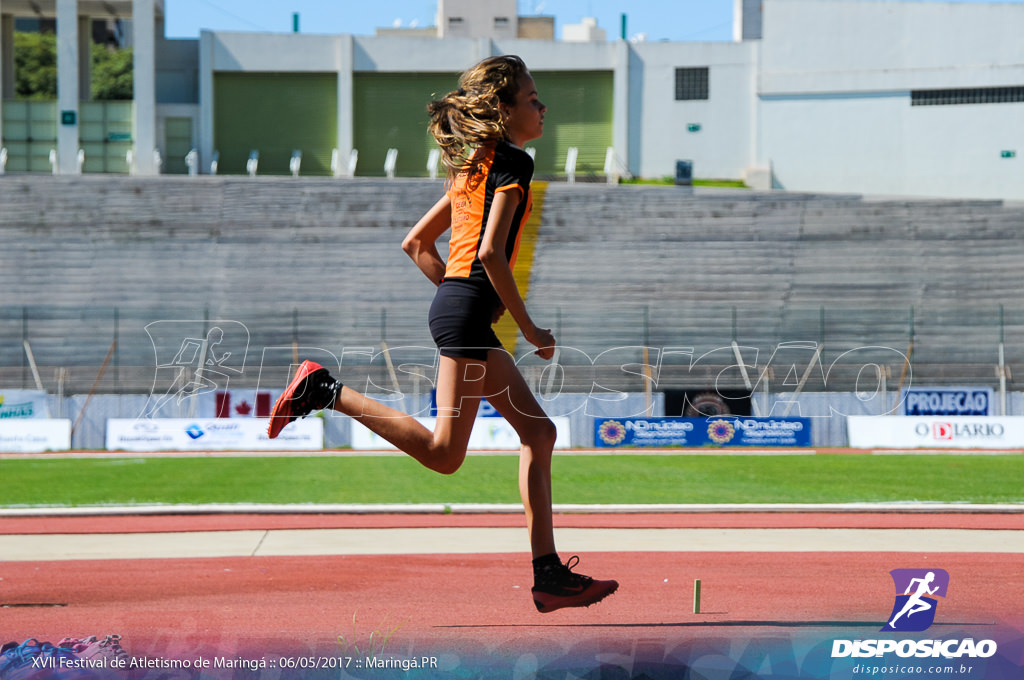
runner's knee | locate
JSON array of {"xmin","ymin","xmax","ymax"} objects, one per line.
[
  {"xmin": 523, "ymin": 417, "xmax": 557, "ymax": 452},
  {"xmin": 428, "ymin": 443, "xmax": 467, "ymax": 475}
]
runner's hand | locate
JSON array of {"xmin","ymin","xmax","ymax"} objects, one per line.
[{"xmin": 525, "ymin": 325, "xmax": 556, "ymax": 360}]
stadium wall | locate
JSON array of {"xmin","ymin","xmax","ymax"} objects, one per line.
[
  {"xmin": 758, "ymin": 0, "xmax": 1024, "ymax": 200},
  {"xmin": 627, "ymin": 40, "xmax": 757, "ymax": 181}
]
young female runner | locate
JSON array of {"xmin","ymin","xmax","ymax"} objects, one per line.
[{"xmin": 268, "ymin": 55, "xmax": 617, "ymax": 613}]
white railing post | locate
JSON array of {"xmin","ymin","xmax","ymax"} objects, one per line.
[
  {"xmin": 210, "ymin": 151, "xmax": 220, "ymax": 175},
  {"xmin": 427, "ymin": 148, "xmax": 440, "ymax": 180},
  {"xmin": 604, "ymin": 147, "xmax": 620, "ymax": 185},
  {"xmin": 384, "ymin": 148, "xmax": 398, "ymax": 179},
  {"xmin": 49, "ymin": 149, "xmax": 58, "ymax": 175},
  {"xmin": 246, "ymin": 150, "xmax": 259, "ymax": 177},
  {"xmin": 347, "ymin": 149, "xmax": 359, "ymax": 177},
  {"xmin": 289, "ymin": 150, "xmax": 302, "ymax": 177},
  {"xmin": 1, "ymin": 147, "xmax": 9, "ymax": 175},
  {"xmin": 564, "ymin": 147, "xmax": 578, "ymax": 184},
  {"xmin": 185, "ymin": 149, "xmax": 199, "ymax": 176},
  {"xmin": 153, "ymin": 148, "xmax": 163, "ymax": 174}
]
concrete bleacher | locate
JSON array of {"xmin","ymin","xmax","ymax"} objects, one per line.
[
  {"xmin": 2, "ymin": 175, "xmax": 1023, "ymax": 395},
  {"xmin": 528, "ymin": 184, "xmax": 1024, "ymax": 390},
  {"xmin": 0, "ymin": 175, "xmax": 443, "ymax": 393}
]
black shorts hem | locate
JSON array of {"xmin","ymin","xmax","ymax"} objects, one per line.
[{"xmin": 438, "ymin": 345, "xmax": 501, "ymax": 361}]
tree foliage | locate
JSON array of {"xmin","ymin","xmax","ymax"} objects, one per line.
[
  {"xmin": 13, "ymin": 31, "xmax": 133, "ymax": 100},
  {"xmin": 13, "ymin": 32, "xmax": 57, "ymax": 99},
  {"xmin": 91, "ymin": 43, "xmax": 133, "ymax": 100}
]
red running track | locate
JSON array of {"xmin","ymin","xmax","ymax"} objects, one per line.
[{"xmin": 1, "ymin": 512, "xmax": 1022, "ymax": 671}]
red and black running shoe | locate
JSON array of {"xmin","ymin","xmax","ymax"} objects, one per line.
[
  {"xmin": 267, "ymin": 360, "xmax": 342, "ymax": 438},
  {"xmin": 532, "ymin": 556, "xmax": 619, "ymax": 613}
]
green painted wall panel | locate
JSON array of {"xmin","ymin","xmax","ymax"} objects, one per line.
[
  {"xmin": 163, "ymin": 117, "xmax": 193, "ymax": 175},
  {"xmin": 2, "ymin": 100, "xmax": 134, "ymax": 173},
  {"xmin": 351, "ymin": 70, "xmax": 613, "ymax": 178},
  {"xmin": 529, "ymin": 71, "xmax": 613, "ymax": 177},
  {"xmin": 79, "ymin": 101, "xmax": 132, "ymax": 173},
  {"xmin": 214, "ymin": 72, "xmax": 337, "ymax": 175},
  {"xmin": 1, "ymin": 100, "xmax": 57, "ymax": 172},
  {"xmin": 352, "ymin": 73, "xmax": 455, "ymax": 178}
]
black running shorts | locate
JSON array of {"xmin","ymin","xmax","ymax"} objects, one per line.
[{"xmin": 428, "ymin": 278, "xmax": 502, "ymax": 361}]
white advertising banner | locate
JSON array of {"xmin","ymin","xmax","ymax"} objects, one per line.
[
  {"xmin": 0, "ymin": 419, "xmax": 71, "ymax": 452},
  {"xmin": 351, "ymin": 417, "xmax": 572, "ymax": 451},
  {"xmin": 0, "ymin": 390, "xmax": 51, "ymax": 419},
  {"xmin": 106, "ymin": 418, "xmax": 323, "ymax": 452},
  {"xmin": 848, "ymin": 415, "xmax": 1024, "ymax": 449}
]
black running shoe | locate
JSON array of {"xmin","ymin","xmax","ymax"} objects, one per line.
[{"xmin": 532, "ymin": 555, "xmax": 619, "ymax": 613}]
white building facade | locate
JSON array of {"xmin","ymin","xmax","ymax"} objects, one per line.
[
  {"xmin": 756, "ymin": 0, "xmax": 1024, "ymax": 200},
  {"xmin": 1, "ymin": 0, "xmax": 1021, "ymax": 200}
]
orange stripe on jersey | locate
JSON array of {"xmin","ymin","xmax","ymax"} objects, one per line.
[{"xmin": 444, "ymin": 141, "xmax": 533, "ymax": 283}]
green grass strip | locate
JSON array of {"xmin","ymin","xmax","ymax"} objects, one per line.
[
  {"xmin": 620, "ymin": 177, "xmax": 749, "ymax": 188},
  {"xmin": 2, "ymin": 454, "xmax": 1022, "ymax": 508}
]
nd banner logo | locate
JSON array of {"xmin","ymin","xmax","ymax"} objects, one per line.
[{"xmin": 881, "ymin": 568, "xmax": 950, "ymax": 632}]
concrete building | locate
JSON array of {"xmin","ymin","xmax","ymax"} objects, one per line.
[
  {"xmin": 0, "ymin": 0, "xmax": 161, "ymax": 175},
  {"xmin": 437, "ymin": 0, "xmax": 519, "ymax": 40},
  {"xmin": 757, "ymin": 0, "xmax": 1024, "ymax": 199},
  {"xmin": 375, "ymin": 0, "xmax": 554, "ymax": 41},
  {"xmin": 0, "ymin": 0, "xmax": 1021, "ymax": 201},
  {"xmin": 563, "ymin": 18, "xmax": 606, "ymax": 43}
]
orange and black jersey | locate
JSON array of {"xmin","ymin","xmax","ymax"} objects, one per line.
[{"xmin": 443, "ymin": 140, "xmax": 533, "ymax": 295}]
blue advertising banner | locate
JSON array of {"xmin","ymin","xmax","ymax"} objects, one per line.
[
  {"xmin": 595, "ymin": 416, "xmax": 812, "ymax": 448},
  {"xmin": 901, "ymin": 387, "xmax": 993, "ymax": 416},
  {"xmin": 430, "ymin": 390, "xmax": 501, "ymax": 417}
]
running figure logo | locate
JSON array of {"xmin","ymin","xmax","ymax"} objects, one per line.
[
  {"xmin": 141, "ymin": 320, "xmax": 250, "ymax": 418},
  {"xmin": 882, "ymin": 568, "xmax": 950, "ymax": 632}
]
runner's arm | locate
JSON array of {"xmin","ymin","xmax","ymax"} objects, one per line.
[
  {"xmin": 478, "ymin": 189, "xmax": 555, "ymax": 359},
  {"xmin": 402, "ymin": 194, "xmax": 452, "ymax": 286}
]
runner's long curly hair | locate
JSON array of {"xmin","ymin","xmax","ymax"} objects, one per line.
[{"xmin": 427, "ymin": 55, "xmax": 529, "ymax": 182}]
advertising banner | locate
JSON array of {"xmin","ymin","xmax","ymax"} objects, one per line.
[
  {"xmin": 594, "ymin": 417, "xmax": 811, "ymax": 448},
  {"xmin": 848, "ymin": 415, "xmax": 1024, "ymax": 449},
  {"xmin": 210, "ymin": 390, "xmax": 273, "ymax": 418},
  {"xmin": 0, "ymin": 390, "xmax": 51, "ymax": 419},
  {"xmin": 0, "ymin": 419, "xmax": 71, "ymax": 452},
  {"xmin": 430, "ymin": 391, "xmax": 502, "ymax": 417},
  {"xmin": 351, "ymin": 416, "xmax": 571, "ymax": 450},
  {"xmin": 901, "ymin": 387, "xmax": 994, "ymax": 416},
  {"xmin": 106, "ymin": 418, "xmax": 323, "ymax": 451}
]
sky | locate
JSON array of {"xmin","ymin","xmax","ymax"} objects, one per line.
[{"xmin": 164, "ymin": 0, "xmax": 1024, "ymax": 44}]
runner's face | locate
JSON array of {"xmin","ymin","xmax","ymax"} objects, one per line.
[{"xmin": 503, "ymin": 73, "xmax": 545, "ymax": 147}]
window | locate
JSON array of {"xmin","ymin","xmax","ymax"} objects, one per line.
[
  {"xmin": 448, "ymin": 17, "xmax": 464, "ymax": 26},
  {"xmin": 494, "ymin": 16, "xmax": 510, "ymax": 28},
  {"xmin": 675, "ymin": 67, "xmax": 709, "ymax": 101},
  {"xmin": 912, "ymin": 86, "xmax": 1024, "ymax": 106}
]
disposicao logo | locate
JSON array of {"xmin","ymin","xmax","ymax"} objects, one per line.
[
  {"xmin": 882, "ymin": 568, "xmax": 949, "ymax": 632},
  {"xmin": 831, "ymin": 568, "xmax": 998, "ymax": 660}
]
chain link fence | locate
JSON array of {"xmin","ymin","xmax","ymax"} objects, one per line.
[{"xmin": 3, "ymin": 303, "xmax": 1021, "ymax": 397}]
